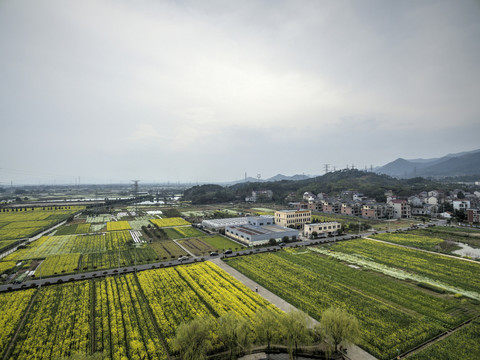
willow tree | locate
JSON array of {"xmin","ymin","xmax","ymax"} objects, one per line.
[
  {"xmin": 320, "ymin": 307, "xmax": 360, "ymax": 353},
  {"xmin": 216, "ymin": 312, "xmax": 252, "ymax": 359},
  {"xmin": 172, "ymin": 317, "xmax": 215, "ymax": 360},
  {"xmin": 252, "ymin": 307, "xmax": 283, "ymax": 350},
  {"xmin": 280, "ymin": 310, "xmax": 312, "ymax": 359}
]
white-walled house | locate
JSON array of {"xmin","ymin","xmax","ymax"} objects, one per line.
[{"xmin": 453, "ymin": 200, "xmax": 471, "ymax": 211}]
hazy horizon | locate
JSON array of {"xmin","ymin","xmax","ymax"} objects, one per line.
[{"xmin": 1, "ymin": 0, "xmax": 480, "ymax": 185}]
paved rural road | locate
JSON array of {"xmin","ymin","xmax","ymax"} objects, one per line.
[
  {"xmin": 210, "ymin": 257, "xmax": 378, "ymax": 360},
  {"xmin": 0, "ymin": 232, "xmax": 368, "ymax": 293}
]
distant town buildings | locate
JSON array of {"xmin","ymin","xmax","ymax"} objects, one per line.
[
  {"xmin": 390, "ymin": 199, "xmax": 411, "ymax": 219},
  {"xmin": 249, "ymin": 182, "xmax": 480, "ymax": 226},
  {"xmin": 453, "ymin": 199, "xmax": 471, "ymax": 211},
  {"xmin": 467, "ymin": 209, "xmax": 479, "ymax": 224}
]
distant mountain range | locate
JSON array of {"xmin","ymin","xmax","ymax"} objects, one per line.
[
  {"xmin": 222, "ymin": 173, "xmax": 312, "ymax": 186},
  {"xmin": 375, "ymin": 149, "xmax": 480, "ymax": 178}
]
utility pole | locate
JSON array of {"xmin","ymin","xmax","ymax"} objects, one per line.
[
  {"xmin": 131, "ymin": 180, "xmax": 140, "ymax": 214},
  {"xmin": 118, "ymin": 241, "xmax": 121, "ymax": 275},
  {"xmin": 324, "ymin": 164, "xmax": 330, "ymax": 174}
]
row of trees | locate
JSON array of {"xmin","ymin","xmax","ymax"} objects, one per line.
[{"xmin": 172, "ymin": 307, "xmax": 360, "ymax": 360}]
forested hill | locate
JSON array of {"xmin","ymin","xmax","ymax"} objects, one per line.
[{"xmin": 183, "ymin": 170, "xmax": 450, "ymax": 204}]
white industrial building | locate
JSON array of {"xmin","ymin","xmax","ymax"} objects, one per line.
[
  {"xmin": 202, "ymin": 216, "xmax": 274, "ymax": 230},
  {"xmin": 303, "ymin": 222, "xmax": 341, "ymax": 239},
  {"xmin": 225, "ymin": 223, "xmax": 299, "ymax": 246}
]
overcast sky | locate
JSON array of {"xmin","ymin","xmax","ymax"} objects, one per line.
[{"xmin": 1, "ymin": 0, "xmax": 479, "ymax": 185}]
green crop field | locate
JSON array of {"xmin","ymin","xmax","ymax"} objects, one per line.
[
  {"xmin": 54, "ymin": 223, "xmax": 91, "ymax": 235},
  {"xmin": 226, "ymin": 248, "xmax": 479, "ymax": 359},
  {"xmin": 178, "ymin": 235, "xmax": 244, "ymax": 256},
  {"xmin": 0, "ymin": 240, "xmax": 17, "ymax": 252},
  {"xmin": 369, "ymin": 232, "xmax": 448, "ymax": 251},
  {"xmin": 106, "ymin": 221, "xmax": 131, "ymax": 231},
  {"xmin": 326, "ymin": 239, "xmax": 480, "ymax": 296},
  {"xmin": 150, "ymin": 217, "xmax": 190, "ymax": 228},
  {"xmin": 150, "ymin": 240, "xmax": 187, "ymax": 260},
  {"xmin": 410, "ymin": 318, "xmax": 480, "ymax": 360},
  {"xmin": 161, "ymin": 226, "xmax": 206, "ymax": 239},
  {"xmin": 81, "ymin": 247, "xmax": 159, "ymax": 271},
  {"xmin": 4, "ymin": 231, "xmax": 134, "ymax": 261},
  {"xmin": 408, "ymin": 226, "xmax": 480, "ymax": 249},
  {"xmin": 0, "ymin": 206, "xmax": 84, "ymax": 241}
]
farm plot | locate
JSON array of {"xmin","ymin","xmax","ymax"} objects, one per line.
[
  {"xmin": 128, "ymin": 219, "xmax": 154, "ymax": 230},
  {"xmin": 54, "ymin": 223, "xmax": 91, "ymax": 235},
  {"xmin": 409, "ymin": 226, "xmax": 480, "ymax": 249},
  {"xmin": 410, "ymin": 318, "xmax": 480, "ymax": 360},
  {"xmin": 38, "ymin": 253, "xmax": 81, "ymax": 276},
  {"xmin": 327, "ymin": 239, "xmax": 480, "ymax": 295},
  {"xmin": 0, "ymin": 289, "xmax": 35, "ymax": 357},
  {"xmin": 106, "ymin": 221, "xmax": 131, "ymax": 231},
  {"xmin": 4, "ymin": 231, "xmax": 134, "ymax": 261},
  {"xmin": 149, "ymin": 240, "xmax": 187, "ymax": 260},
  {"xmin": 0, "ymin": 260, "xmax": 18, "ymax": 276},
  {"xmin": 0, "ymin": 221, "xmax": 52, "ymax": 240},
  {"xmin": 161, "ymin": 226, "xmax": 206, "ymax": 239},
  {"xmin": 89, "ymin": 224, "xmax": 105, "ymax": 232},
  {"xmin": 181, "ymin": 210, "xmax": 207, "ymax": 217},
  {"xmin": 369, "ymin": 232, "xmax": 446, "ymax": 251},
  {"xmin": 94, "ymin": 276, "xmax": 167, "ymax": 360},
  {"xmin": 177, "ymin": 237, "xmax": 214, "ymax": 256},
  {"xmin": 4, "ymin": 262, "xmax": 276, "ymax": 359},
  {"xmin": 81, "ymin": 247, "xmax": 159, "ymax": 270},
  {"xmin": 0, "ymin": 239, "xmax": 17, "ymax": 252},
  {"xmin": 370, "ymin": 231, "xmax": 460, "ymax": 254},
  {"xmin": 0, "ymin": 207, "xmax": 84, "ymax": 241},
  {"xmin": 225, "ymin": 250, "xmax": 477, "ymax": 359},
  {"xmin": 137, "ymin": 261, "xmax": 276, "ymax": 351},
  {"xmin": 150, "ymin": 217, "xmax": 190, "ymax": 228},
  {"xmin": 9, "ymin": 282, "xmax": 91, "ymax": 360},
  {"xmin": 251, "ymin": 208, "xmax": 275, "ymax": 215},
  {"xmin": 203, "ymin": 235, "xmax": 245, "ymax": 251},
  {"xmin": 86, "ymin": 214, "xmax": 112, "ymax": 223},
  {"xmin": 178, "ymin": 235, "xmax": 245, "ymax": 256}
]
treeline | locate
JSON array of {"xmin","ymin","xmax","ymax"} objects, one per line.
[
  {"xmin": 0, "ymin": 206, "xmax": 73, "ymax": 212},
  {"xmin": 173, "ymin": 307, "xmax": 359, "ymax": 360},
  {"xmin": 183, "ymin": 169, "xmax": 472, "ymax": 204},
  {"xmin": 183, "ymin": 184, "xmax": 237, "ymax": 204}
]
